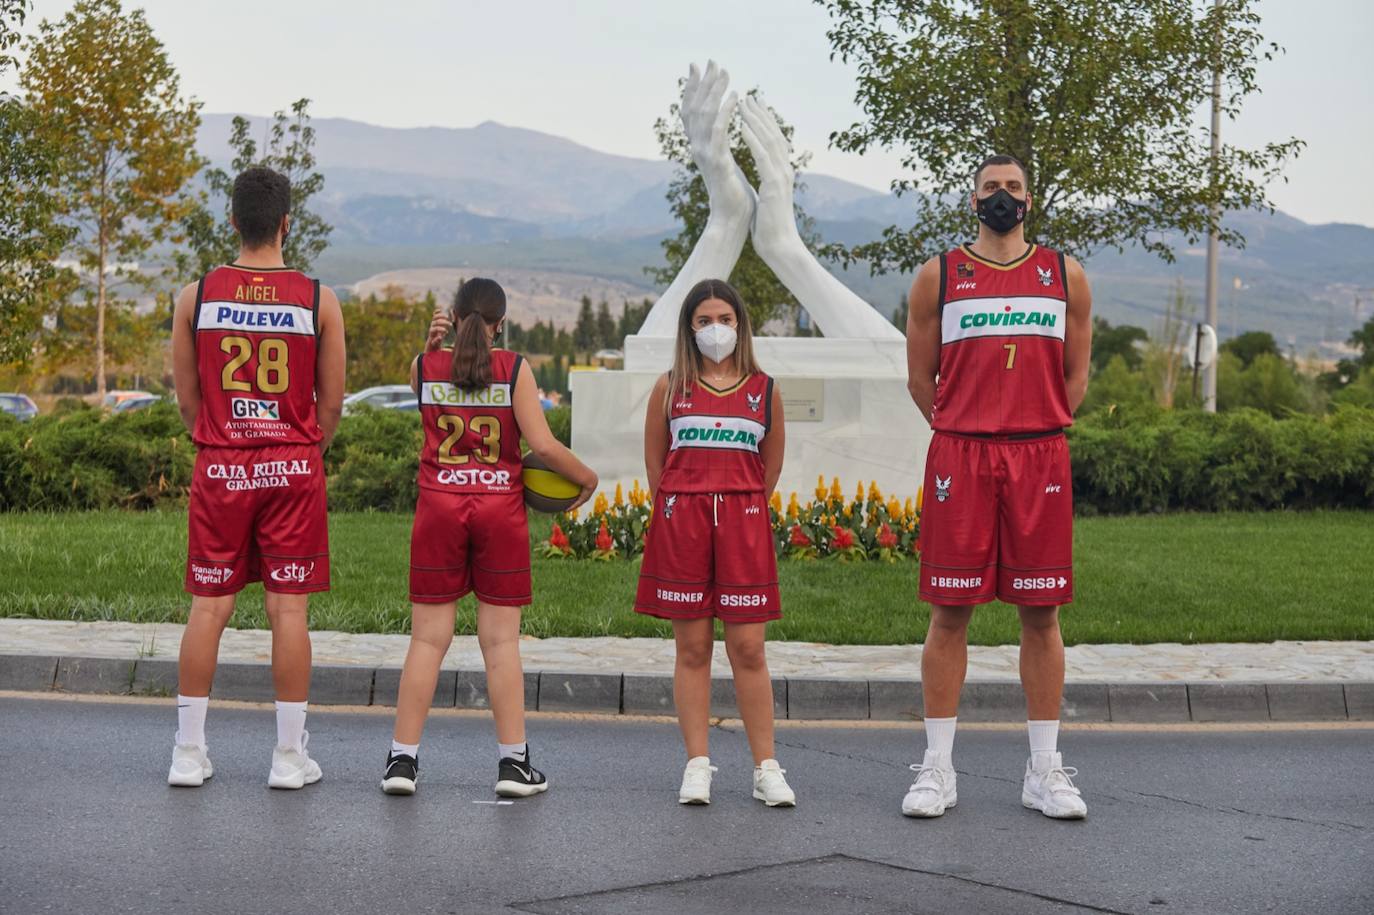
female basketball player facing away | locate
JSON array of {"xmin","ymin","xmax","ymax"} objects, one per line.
[
  {"xmin": 636, "ymin": 278, "xmax": 794, "ymax": 807},
  {"xmin": 381, "ymin": 278, "xmax": 596, "ymax": 797}
]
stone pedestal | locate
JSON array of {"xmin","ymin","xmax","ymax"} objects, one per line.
[{"xmin": 571, "ymin": 335, "xmax": 931, "ymax": 500}]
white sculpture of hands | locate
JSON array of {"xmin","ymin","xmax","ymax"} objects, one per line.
[
  {"xmin": 638, "ymin": 61, "xmax": 756, "ymax": 337},
  {"xmin": 738, "ymin": 94, "xmax": 903, "ymax": 341}
]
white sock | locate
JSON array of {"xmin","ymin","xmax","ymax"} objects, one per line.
[
  {"xmin": 275, "ymin": 700, "xmax": 308, "ymax": 752},
  {"xmin": 923, "ymin": 716, "xmax": 957, "ymax": 760},
  {"xmin": 1028, "ymin": 719, "xmax": 1060, "ymax": 761},
  {"xmin": 176, "ymin": 694, "xmax": 209, "ymax": 749},
  {"xmin": 498, "ymin": 741, "xmax": 527, "ymax": 762},
  {"xmin": 390, "ymin": 740, "xmax": 419, "ymax": 759}
]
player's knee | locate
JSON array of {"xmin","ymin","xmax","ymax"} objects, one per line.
[
  {"xmin": 1018, "ymin": 606, "xmax": 1060, "ymax": 634},
  {"xmin": 725, "ymin": 638, "xmax": 767, "ymax": 673},
  {"xmin": 677, "ymin": 640, "xmax": 713, "ymax": 670},
  {"xmin": 190, "ymin": 597, "xmax": 235, "ymax": 627},
  {"xmin": 929, "ymin": 606, "xmax": 973, "ymax": 634}
]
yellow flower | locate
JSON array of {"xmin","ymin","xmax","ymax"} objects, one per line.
[
  {"xmin": 915, "ymin": 487, "xmax": 924, "ymax": 512},
  {"xmin": 769, "ymin": 491, "xmax": 783, "ymax": 514},
  {"xmin": 829, "ymin": 477, "xmax": 843, "ymax": 502},
  {"xmin": 593, "ymin": 492, "xmax": 609, "ymax": 516},
  {"xmin": 614, "ymin": 483, "xmax": 624, "ymax": 507},
  {"xmin": 842, "ymin": 505, "xmax": 852, "ymax": 518},
  {"xmin": 854, "ymin": 481, "xmax": 864, "ymax": 505},
  {"xmin": 814, "ymin": 475, "xmax": 827, "ymax": 502},
  {"xmin": 787, "ymin": 492, "xmax": 800, "ymax": 519},
  {"xmin": 907, "ymin": 495, "xmax": 918, "ymax": 517},
  {"xmin": 868, "ymin": 481, "xmax": 881, "ymax": 504},
  {"xmin": 569, "ymin": 508, "xmax": 579, "ymax": 521},
  {"xmin": 887, "ymin": 497, "xmax": 902, "ymax": 520}
]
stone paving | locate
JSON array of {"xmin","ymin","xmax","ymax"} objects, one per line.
[{"xmin": 2, "ymin": 618, "xmax": 1372, "ymax": 682}]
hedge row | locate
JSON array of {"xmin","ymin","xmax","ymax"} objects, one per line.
[{"xmin": 1, "ymin": 402, "xmax": 1370, "ymax": 513}]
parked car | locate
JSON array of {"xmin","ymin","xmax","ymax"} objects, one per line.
[
  {"xmin": 383, "ymin": 398, "xmax": 419, "ymax": 411},
  {"xmin": 0, "ymin": 393, "xmax": 38, "ymax": 421},
  {"xmin": 343, "ymin": 384, "xmax": 415, "ymax": 414},
  {"xmin": 113, "ymin": 395, "xmax": 161, "ymax": 413},
  {"xmin": 102, "ymin": 390, "xmax": 154, "ymax": 409}
]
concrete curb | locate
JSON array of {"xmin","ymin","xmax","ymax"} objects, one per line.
[{"xmin": 3, "ymin": 654, "xmax": 1370, "ymax": 722}]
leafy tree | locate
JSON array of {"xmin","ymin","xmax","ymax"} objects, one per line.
[
  {"xmin": 651, "ymin": 84, "xmax": 818, "ymax": 329},
  {"xmin": 616, "ymin": 299, "xmax": 653, "ymax": 344},
  {"xmin": 1218, "ymin": 352, "xmax": 1310, "ymax": 416},
  {"xmin": 341, "ymin": 289, "xmax": 432, "ymax": 389},
  {"xmin": 1091, "ymin": 318, "xmax": 1148, "ymax": 374},
  {"xmin": 573, "ymin": 296, "xmax": 596, "ymax": 353},
  {"xmin": 817, "ymin": 0, "xmax": 1303, "ymax": 272},
  {"xmin": 1220, "ymin": 330, "xmax": 1280, "ymax": 368},
  {"xmin": 21, "ymin": 0, "xmax": 202, "ymax": 400},
  {"xmin": 177, "ymin": 99, "xmax": 332, "ymax": 279},
  {"xmin": 595, "ymin": 300, "xmax": 617, "ymax": 350},
  {"xmin": 0, "ymin": 1, "xmax": 76, "ymax": 369},
  {"xmin": 1079, "ymin": 354, "xmax": 1152, "ymax": 415}
]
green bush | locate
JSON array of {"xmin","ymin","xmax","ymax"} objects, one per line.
[
  {"xmin": 1068, "ymin": 405, "xmax": 1374, "ymax": 513},
  {"xmin": 0, "ymin": 402, "xmax": 194, "ymax": 511},
  {"xmin": 323, "ymin": 406, "xmax": 423, "ymax": 511},
  {"xmin": 544, "ymin": 405, "xmax": 571, "ymax": 446}
]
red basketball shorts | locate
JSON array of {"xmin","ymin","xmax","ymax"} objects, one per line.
[
  {"xmin": 409, "ymin": 489, "xmax": 531, "ymax": 606},
  {"xmin": 185, "ymin": 444, "xmax": 329, "ymax": 596},
  {"xmin": 635, "ymin": 490, "xmax": 781, "ymax": 624},
  {"xmin": 918, "ymin": 431, "xmax": 1073, "ymax": 607}
]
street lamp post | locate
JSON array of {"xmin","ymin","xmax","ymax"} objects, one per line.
[{"xmin": 1202, "ymin": 0, "xmax": 1223, "ymax": 413}]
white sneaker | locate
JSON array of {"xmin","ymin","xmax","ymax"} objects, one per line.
[
  {"xmin": 168, "ymin": 743, "xmax": 213, "ymax": 787},
  {"xmin": 678, "ymin": 755, "xmax": 717, "ymax": 805},
  {"xmin": 1022, "ymin": 751, "xmax": 1087, "ymax": 819},
  {"xmin": 902, "ymin": 749, "xmax": 956, "ymax": 817},
  {"xmin": 268, "ymin": 730, "xmax": 323, "ymax": 790},
  {"xmin": 752, "ymin": 759, "xmax": 796, "ymax": 807}
]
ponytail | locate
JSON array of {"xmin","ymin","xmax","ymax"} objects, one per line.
[{"xmin": 450, "ymin": 277, "xmax": 507, "ymax": 391}]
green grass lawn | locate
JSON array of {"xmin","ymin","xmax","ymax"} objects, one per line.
[{"xmin": 1, "ymin": 510, "xmax": 1370, "ymax": 645}]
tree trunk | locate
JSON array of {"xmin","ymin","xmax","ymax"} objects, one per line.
[{"xmin": 96, "ymin": 227, "xmax": 107, "ymax": 403}]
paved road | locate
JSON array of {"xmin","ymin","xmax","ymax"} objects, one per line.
[{"xmin": 0, "ymin": 696, "xmax": 1370, "ymax": 915}]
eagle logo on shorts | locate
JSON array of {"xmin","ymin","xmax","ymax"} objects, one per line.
[
  {"xmin": 663, "ymin": 494, "xmax": 677, "ymax": 519},
  {"xmin": 1037, "ymin": 265, "xmax": 1054, "ymax": 287},
  {"xmin": 935, "ymin": 475, "xmax": 952, "ymax": 503},
  {"xmin": 746, "ymin": 392, "xmax": 762, "ymax": 413}
]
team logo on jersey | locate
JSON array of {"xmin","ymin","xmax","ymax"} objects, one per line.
[
  {"xmin": 436, "ymin": 468, "xmax": 512, "ymax": 487},
  {"xmin": 190, "ymin": 563, "xmax": 234, "ymax": 587},
  {"xmin": 956, "ymin": 262, "xmax": 975, "ymax": 279},
  {"xmin": 746, "ymin": 392, "xmax": 762, "ymax": 413},
  {"xmin": 663, "ymin": 494, "xmax": 677, "ymax": 519},
  {"xmin": 1013, "ymin": 575, "xmax": 1068, "ymax": 591},
  {"xmin": 269, "ymin": 561, "xmax": 316, "ymax": 585},
  {"xmin": 231, "ymin": 397, "xmax": 280, "ymax": 421},
  {"xmin": 935, "ymin": 475, "xmax": 952, "ymax": 503},
  {"xmin": 955, "ymin": 281, "xmax": 977, "ymax": 290},
  {"xmin": 1044, "ymin": 483, "xmax": 1062, "ymax": 494},
  {"xmin": 1037, "ymin": 265, "xmax": 1054, "ymax": 287}
]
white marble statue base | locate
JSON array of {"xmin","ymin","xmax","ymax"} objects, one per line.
[{"xmin": 572, "ymin": 336, "xmax": 931, "ymax": 500}]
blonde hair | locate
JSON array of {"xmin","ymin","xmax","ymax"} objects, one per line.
[{"xmin": 664, "ymin": 278, "xmax": 762, "ymax": 411}]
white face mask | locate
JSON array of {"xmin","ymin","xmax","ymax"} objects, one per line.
[{"xmin": 694, "ymin": 322, "xmax": 737, "ymax": 364}]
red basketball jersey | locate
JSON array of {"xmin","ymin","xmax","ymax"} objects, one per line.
[
  {"xmin": 416, "ymin": 348, "xmax": 524, "ymax": 494},
  {"xmin": 193, "ymin": 265, "xmax": 321, "ymax": 448},
  {"xmin": 932, "ymin": 244, "xmax": 1074, "ymax": 435},
  {"xmin": 658, "ymin": 373, "xmax": 773, "ymax": 493}
]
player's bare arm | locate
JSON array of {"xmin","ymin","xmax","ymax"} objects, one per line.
[
  {"xmin": 1063, "ymin": 256, "xmax": 1093, "ymax": 414},
  {"xmin": 759, "ymin": 383, "xmax": 785, "ymax": 495},
  {"xmin": 314, "ymin": 285, "xmax": 346, "ymax": 450},
  {"xmin": 905, "ymin": 256, "xmax": 943, "ymax": 423},
  {"xmin": 643, "ymin": 373, "xmax": 671, "ymax": 495},
  {"xmin": 171, "ymin": 281, "xmax": 202, "ymax": 431},
  {"xmin": 512, "ymin": 360, "xmax": 597, "ymax": 510}
]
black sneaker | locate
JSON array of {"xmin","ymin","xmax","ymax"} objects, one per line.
[
  {"xmin": 495, "ymin": 750, "xmax": 548, "ymax": 798},
  {"xmin": 381, "ymin": 752, "xmax": 418, "ymax": 795}
]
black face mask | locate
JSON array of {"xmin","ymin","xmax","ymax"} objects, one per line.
[{"xmin": 976, "ymin": 189, "xmax": 1027, "ymax": 234}]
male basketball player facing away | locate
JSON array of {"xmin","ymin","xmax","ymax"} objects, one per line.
[
  {"xmin": 168, "ymin": 167, "xmax": 346, "ymax": 789},
  {"xmin": 903, "ymin": 155, "xmax": 1092, "ymax": 819}
]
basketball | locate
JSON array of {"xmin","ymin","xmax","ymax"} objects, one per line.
[{"xmin": 522, "ymin": 451, "xmax": 581, "ymax": 513}]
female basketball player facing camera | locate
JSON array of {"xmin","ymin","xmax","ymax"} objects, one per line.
[
  {"xmin": 636, "ymin": 278, "xmax": 795, "ymax": 807},
  {"xmin": 381, "ymin": 278, "xmax": 596, "ymax": 798}
]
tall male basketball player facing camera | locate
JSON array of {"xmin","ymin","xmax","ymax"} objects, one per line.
[
  {"xmin": 902, "ymin": 155, "xmax": 1092, "ymax": 819},
  {"xmin": 168, "ymin": 167, "xmax": 346, "ymax": 789}
]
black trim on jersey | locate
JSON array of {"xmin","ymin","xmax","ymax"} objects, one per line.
[
  {"xmin": 226, "ymin": 263, "xmax": 298, "ymax": 272},
  {"xmin": 763, "ymin": 376, "xmax": 775, "ymax": 433},
  {"xmin": 960, "ymin": 243, "xmax": 1036, "ymax": 270},
  {"xmin": 509, "ymin": 352, "xmax": 525, "ymax": 392},
  {"xmin": 937, "ymin": 292, "xmax": 1066, "ymax": 306},
  {"xmin": 192, "ymin": 276, "xmax": 206, "ymax": 334},
  {"xmin": 936, "ymin": 252, "xmax": 948, "ymax": 318},
  {"xmin": 1057, "ymin": 250, "xmax": 1069, "ymax": 311},
  {"xmin": 311, "ymin": 279, "xmax": 321, "ymax": 338}
]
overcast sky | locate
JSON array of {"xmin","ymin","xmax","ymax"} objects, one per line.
[{"xmin": 14, "ymin": 0, "xmax": 1374, "ymax": 227}]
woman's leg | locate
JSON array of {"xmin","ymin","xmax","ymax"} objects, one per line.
[
  {"xmin": 723, "ymin": 621, "xmax": 775, "ymax": 764},
  {"xmin": 477, "ymin": 601, "xmax": 526, "ymax": 745},
  {"xmin": 392, "ymin": 601, "xmax": 457, "ymax": 745},
  {"xmin": 672, "ymin": 617, "xmax": 716, "ymax": 758}
]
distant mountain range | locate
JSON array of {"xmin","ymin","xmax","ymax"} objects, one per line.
[{"xmin": 199, "ymin": 114, "xmax": 1374, "ymax": 349}]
